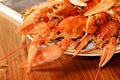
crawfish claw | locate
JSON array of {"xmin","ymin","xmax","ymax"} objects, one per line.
[
  {"xmin": 99, "ymin": 37, "xmax": 117, "ymax": 67},
  {"xmin": 84, "ymin": 0, "xmax": 116, "ymax": 16}
]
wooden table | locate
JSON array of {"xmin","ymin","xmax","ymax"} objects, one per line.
[{"xmin": 0, "ymin": 9, "xmax": 120, "ymax": 80}]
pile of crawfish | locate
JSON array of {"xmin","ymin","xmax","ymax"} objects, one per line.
[{"xmin": 16, "ymin": 0, "xmax": 120, "ymax": 72}]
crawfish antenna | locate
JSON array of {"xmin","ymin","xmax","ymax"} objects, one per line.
[
  {"xmin": 0, "ymin": 43, "xmax": 28, "ymax": 61},
  {"xmin": 95, "ymin": 67, "xmax": 100, "ymax": 80},
  {"xmin": 0, "ymin": 40, "xmax": 41, "ymax": 61}
]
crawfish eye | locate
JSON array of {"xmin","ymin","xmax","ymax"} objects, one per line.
[
  {"xmin": 56, "ymin": 37, "xmax": 64, "ymax": 41},
  {"xmin": 108, "ymin": 16, "xmax": 112, "ymax": 20},
  {"xmin": 38, "ymin": 17, "xmax": 49, "ymax": 22},
  {"xmin": 113, "ymin": 34, "xmax": 118, "ymax": 38},
  {"xmin": 57, "ymin": 31, "xmax": 60, "ymax": 35},
  {"xmin": 95, "ymin": 19, "xmax": 101, "ymax": 26},
  {"xmin": 53, "ymin": 4, "xmax": 61, "ymax": 10},
  {"xmin": 52, "ymin": 17, "xmax": 61, "ymax": 23}
]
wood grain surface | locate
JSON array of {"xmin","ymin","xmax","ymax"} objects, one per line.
[{"xmin": 0, "ymin": 11, "xmax": 120, "ymax": 80}]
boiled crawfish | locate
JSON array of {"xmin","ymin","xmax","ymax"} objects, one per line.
[
  {"xmin": 1, "ymin": 0, "xmax": 120, "ymax": 73},
  {"xmin": 96, "ymin": 20, "xmax": 120, "ymax": 67},
  {"xmin": 15, "ymin": 0, "xmax": 87, "ymax": 72}
]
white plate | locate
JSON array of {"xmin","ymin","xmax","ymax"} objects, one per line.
[
  {"xmin": 66, "ymin": 43, "xmax": 101, "ymax": 56},
  {"xmin": 0, "ymin": 3, "xmax": 120, "ymax": 56},
  {"xmin": 66, "ymin": 42, "xmax": 120, "ymax": 56}
]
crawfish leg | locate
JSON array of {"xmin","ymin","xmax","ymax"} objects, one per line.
[
  {"xmin": 73, "ymin": 34, "xmax": 94, "ymax": 56},
  {"xmin": 68, "ymin": 39, "xmax": 80, "ymax": 50}
]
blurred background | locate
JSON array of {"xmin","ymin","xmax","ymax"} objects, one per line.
[{"xmin": 0, "ymin": 0, "xmax": 46, "ymax": 12}]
